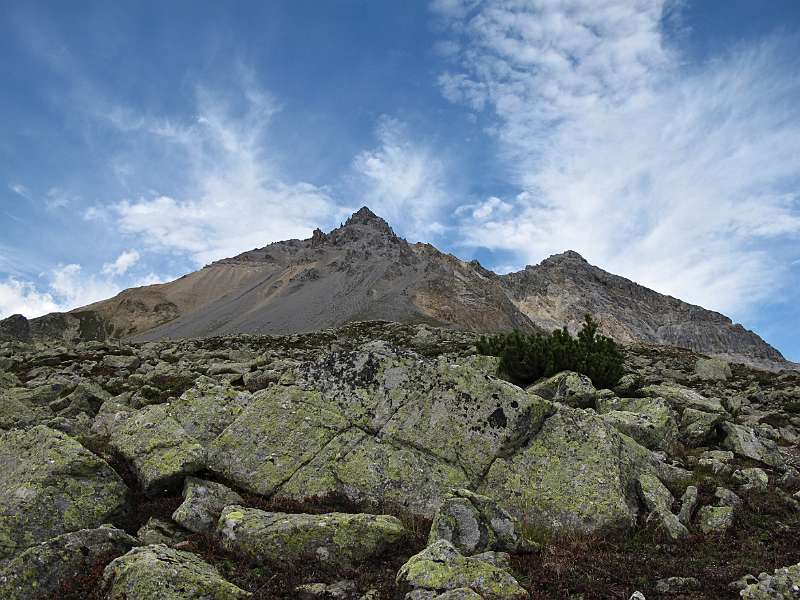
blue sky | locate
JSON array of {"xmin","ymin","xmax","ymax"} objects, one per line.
[{"xmin": 1, "ymin": 1, "xmax": 799, "ymax": 360}]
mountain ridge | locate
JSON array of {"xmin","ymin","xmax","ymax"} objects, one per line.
[{"xmin": 0, "ymin": 207, "xmax": 789, "ymax": 370}]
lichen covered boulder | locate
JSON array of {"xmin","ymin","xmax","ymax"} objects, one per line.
[
  {"xmin": 636, "ymin": 474, "xmax": 688, "ymax": 541},
  {"xmin": 479, "ymin": 407, "xmax": 653, "ymax": 533},
  {"xmin": 697, "ymin": 505, "xmax": 734, "ymax": 535},
  {"xmin": 679, "ymin": 407, "xmax": 723, "ymax": 447},
  {"xmin": 109, "ymin": 403, "xmax": 206, "ymax": 495},
  {"xmin": 208, "ymin": 386, "xmax": 350, "ymax": 497},
  {"xmin": 396, "ymin": 540, "xmax": 528, "ymax": 600},
  {"xmin": 599, "ymin": 397, "xmax": 677, "ymax": 452},
  {"xmin": 722, "ymin": 422, "xmax": 785, "ymax": 469},
  {"xmin": 166, "ymin": 377, "xmax": 251, "ymax": 444},
  {"xmin": 527, "ymin": 371, "xmax": 596, "ymax": 408},
  {"xmin": 0, "ymin": 426, "xmax": 128, "ymax": 560},
  {"xmin": 640, "ymin": 384, "xmax": 726, "ymax": 414},
  {"xmin": 428, "ymin": 489, "xmax": 536, "ymax": 555},
  {"xmin": 740, "ymin": 562, "xmax": 800, "ymax": 599},
  {"xmin": 102, "ymin": 544, "xmax": 250, "ymax": 599},
  {"xmin": 172, "ymin": 477, "xmax": 243, "ymax": 534},
  {"xmin": 217, "ymin": 505, "xmax": 406, "ymax": 568},
  {"xmin": 0, "ymin": 526, "xmax": 138, "ymax": 600}
]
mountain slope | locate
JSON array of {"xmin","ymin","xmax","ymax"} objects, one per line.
[
  {"xmin": 0, "ymin": 207, "xmax": 788, "ymax": 368},
  {"xmin": 82, "ymin": 208, "xmax": 534, "ymax": 341}
]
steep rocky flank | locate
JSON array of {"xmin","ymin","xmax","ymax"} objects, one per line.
[
  {"xmin": 1, "ymin": 321, "xmax": 799, "ymax": 598},
  {"xmin": 500, "ymin": 250, "xmax": 786, "ymax": 369},
  {"xmin": 0, "ymin": 208, "xmax": 789, "ymax": 368}
]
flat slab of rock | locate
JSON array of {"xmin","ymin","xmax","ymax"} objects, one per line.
[
  {"xmin": 217, "ymin": 505, "xmax": 406, "ymax": 568},
  {"xmin": 109, "ymin": 403, "xmax": 206, "ymax": 495},
  {"xmin": 0, "ymin": 526, "xmax": 138, "ymax": 600},
  {"xmin": 640, "ymin": 384, "xmax": 726, "ymax": 414},
  {"xmin": 0, "ymin": 426, "xmax": 128, "ymax": 560},
  {"xmin": 102, "ymin": 544, "xmax": 250, "ymax": 599},
  {"xmin": 396, "ymin": 540, "xmax": 528, "ymax": 600}
]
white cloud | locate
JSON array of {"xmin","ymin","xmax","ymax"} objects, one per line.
[
  {"xmin": 102, "ymin": 79, "xmax": 340, "ymax": 266},
  {"xmin": 0, "ymin": 278, "xmax": 61, "ymax": 317},
  {"xmin": 0, "ymin": 259, "xmax": 177, "ymax": 320},
  {"xmin": 45, "ymin": 187, "xmax": 75, "ymax": 209},
  {"xmin": 48, "ymin": 264, "xmax": 122, "ymax": 309},
  {"xmin": 9, "ymin": 183, "xmax": 30, "ymax": 199},
  {"xmin": 353, "ymin": 116, "xmax": 449, "ymax": 239},
  {"xmin": 437, "ymin": 0, "xmax": 800, "ymax": 316},
  {"xmin": 102, "ymin": 250, "xmax": 140, "ymax": 276}
]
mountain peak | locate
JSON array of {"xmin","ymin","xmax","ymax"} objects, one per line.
[
  {"xmin": 549, "ymin": 250, "xmax": 587, "ymax": 263},
  {"xmin": 338, "ymin": 207, "xmax": 397, "ymax": 238},
  {"xmin": 346, "ymin": 206, "xmax": 388, "ymax": 226}
]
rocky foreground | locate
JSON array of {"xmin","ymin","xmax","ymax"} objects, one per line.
[{"xmin": 0, "ymin": 321, "xmax": 798, "ymax": 599}]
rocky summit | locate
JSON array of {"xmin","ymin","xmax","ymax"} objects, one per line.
[
  {"xmin": 0, "ymin": 208, "xmax": 791, "ymax": 371},
  {"xmin": 0, "ymin": 320, "xmax": 798, "ymax": 599}
]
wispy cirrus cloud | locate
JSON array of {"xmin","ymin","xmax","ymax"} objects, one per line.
[
  {"xmin": 435, "ymin": 0, "xmax": 800, "ymax": 316},
  {"xmin": 95, "ymin": 78, "xmax": 344, "ymax": 267},
  {"xmin": 352, "ymin": 116, "xmax": 449, "ymax": 239}
]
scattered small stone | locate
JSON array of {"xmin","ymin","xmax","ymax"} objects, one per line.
[{"xmin": 655, "ymin": 576, "xmax": 700, "ymax": 594}]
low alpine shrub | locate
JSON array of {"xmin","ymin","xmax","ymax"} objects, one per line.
[{"xmin": 477, "ymin": 315, "xmax": 625, "ymax": 389}]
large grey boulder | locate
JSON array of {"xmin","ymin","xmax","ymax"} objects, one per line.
[
  {"xmin": 102, "ymin": 544, "xmax": 250, "ymax": 599},
  {"xmin": 172, "ymin": 477, "xmax": 243, "ymax": 534},
  {"xmin": 211, "ymin": 351, "xmax": 554, "ymax": 520},
  {"xmin": 396, "ymin": 540, "xmax": 528, "ymax": 600},
  {"xmin": 167, "ymin": 377, "xmax": 251, "ymax": 445},
  {"xmin": 0, "ymin": 426, "xmax": 128, "ymax": 560},
  {"xmin": 694, "ymin": 358, "xmax": 731, "ymax": 381},
  {"xmin": 722, "ymin": 422, "xmax": 785, "ymax": 469},
  {"xmin": 428, "ymin": 489, "xmax": 535, "ymax": 555},
  {"xmin": 217, "ymin": 505, "xmax": 407, "ymax": 568},
  {"xmin": 0, "ymin": 526, "xmax": 138, "ymax": 600}
]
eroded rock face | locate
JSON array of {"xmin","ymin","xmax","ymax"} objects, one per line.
[
  {"xmin": 102, "ymin": 544, "xmax": 251, "ymax": 600},
  {"xmin": 0, "ymin": 526, "xmax": 138, "ymax": 600},
  {"xmin": 217, "ymin": 506, "xmax": 407, "ymax": 568},
  {"xmin": 0, "ymin": 426, "xmax": 128, "ymax": 560}
]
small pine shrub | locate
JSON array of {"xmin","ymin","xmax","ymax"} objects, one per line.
[{"xmin": 477, "ymin": 315, "xmax": 625, "ymax": 389}]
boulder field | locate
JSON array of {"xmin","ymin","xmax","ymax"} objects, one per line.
[{"xmin": 0, "ymin": 321, "xmax": 798, "ymax": 599}]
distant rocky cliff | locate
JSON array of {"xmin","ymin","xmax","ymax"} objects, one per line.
[{"xmin": 0, "ymin": 207, "xmax": 788, "ymax": 369}]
